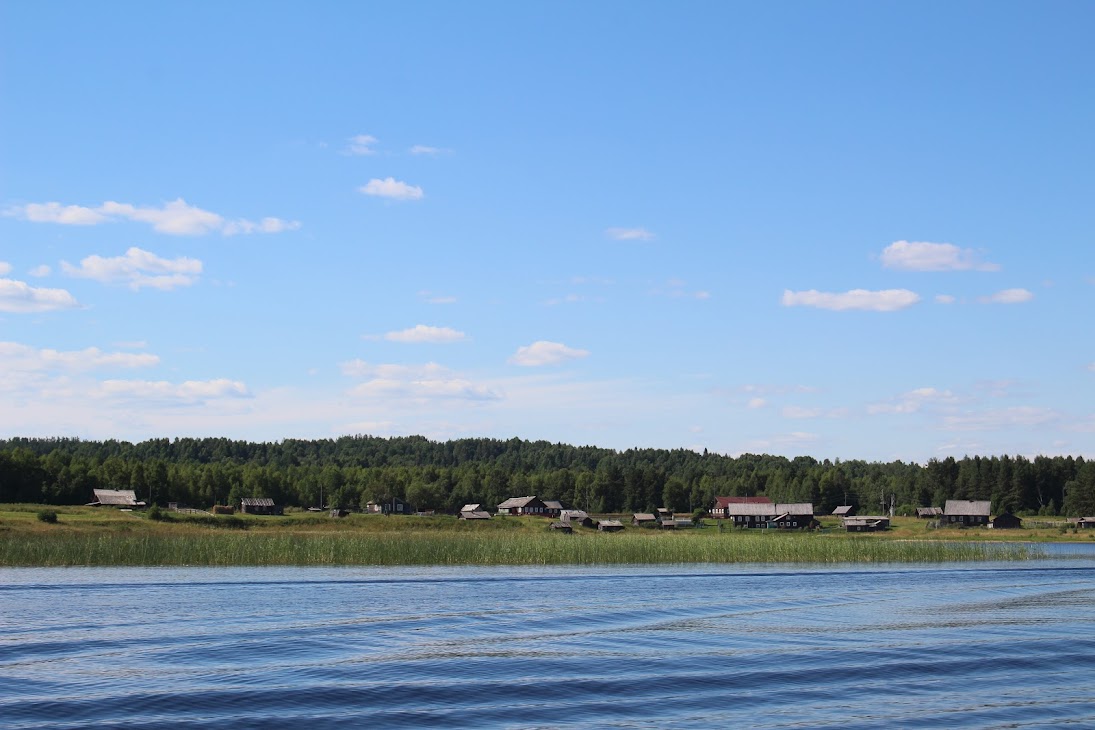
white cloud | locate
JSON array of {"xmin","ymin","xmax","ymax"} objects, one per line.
[
  {"xmin": 410, "ymin": 144, "xmax": 448, "ymax": 156},
  {"xmin": 978, "ymin": 288, "xmax": 1034, "ymax": 304},
  {"xmin": 880, "ymin": 241, "xmax": 1000, "ymax": 272},
  {"xmin": 0, "ymin": 342, "xmax": 159, "ymax": 371},
  {"xmin": 0, "ymin": 278, "xmax": 80, "ymax": 313},
  {"xmin": 346, "ymin": 134, "xmax": 379, "ymax": 155},
  {"xmin": 943, "ymin": 407, "xmax": 1059, "ymax": 431},
  {"xmin": 62, "ymin": 247, "xmax": 202, "ymax": 291},
  {"xmin": 28, "ymin": 265, "xmax": 51, "ymax": 277},
  {"xmin": 94, "ymin": 378, "xmax": 250, "ymax": 401},
  {"xmin": 418, "ymin": 290, "xmax": 456, "ymax": 304},
  {"xmin": 383, "ymin": 325, "xmax": 466, "ymax": 343},
  {"xmin": 781, "ymin": 406, "xmax": 822, "ymax": 419},
  {"xmin": 8, "ymin": 199, "xmax": 299, "ymax": 236},
  {"xmin": 0, "ymin": 262, "xmax": 10, "ymax": 276},
  {"xmin": 508, "ymin": 341, "xmax": 590, "ymax": 367},
  {"xmin": 359, "ymin": 178, "xmax": 424, "ymax": 201},
  {"xmin": 340, "ymin": 360, "xmax": 500, "ymax": 402},
  {"xmin": 781, "ymin": 288, "xmax": 920, "ymax": 312},
  {"xmin": 935, "ymin": 294, "xmax": 956, "ymax": 304},
  {"xmin": 868, "ymin": 387, "xmax": 959, "ymax": 415},
  {"xmin": 746, "ymin": 397, "xmax": 767, "ymax": 409},
  {"xmin": 605, "ymin": 227, "xmax": 655, "ymax": 241}
]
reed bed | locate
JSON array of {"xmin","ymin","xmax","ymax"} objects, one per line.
[{"xmin": 0, "ymin": 531, "xmax": 1042, "ymax": 567}]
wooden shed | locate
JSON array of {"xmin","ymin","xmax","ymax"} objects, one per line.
[
  {"xmin": 832, "ymin": 505, "xmax": 856, "ymax": 517},
  {"xmin": 91, "ymin": 489, "xmax": 144, "ymax": 508},
  {"xmin": 916, "ymin": 506, "xmax": 943, "ymax": 519},
  {"xmin": 560, "ymin": 510, "xmax": 594, "ymax": 528},
  {"xmin": 597, "ymin": 519, "xmax": 624, "ymax": 532},
  {"xmin": 542, "ymin": 500, "xmax": 564, "ymax": 518},
  {"xmin": 990, "ymin": 512, "xmax": 1023, "ymax": 529},
  {"xmin": 240, "ymin": 497, "xmax": 283, "ymax": 515},
  {"xmin": 459, "ymin": 510, "xmax": 491, "ymax": 520},
  {"xmin": 632, "ymin": 513, "xmax": 659, "ymax": 527},
  {"xmin": 549, "ymin": 521, "xmax": 573, "ymax": 533},
  {"xmin": 365, "ymin": 497, "xmax": 413, "ymax": 515},
  {"xmin": 843, "ymin": 515, "xmax": 891, "ymax": 532}
]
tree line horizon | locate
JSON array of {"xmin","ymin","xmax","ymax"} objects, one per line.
[{"xmin": 2, "ymin": 435, "xmax": 1094, "ymax": 517}]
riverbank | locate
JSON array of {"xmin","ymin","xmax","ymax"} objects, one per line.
[{"xmin": 0, "ymin": 505, "xmax": 1057, "ymax": 566}]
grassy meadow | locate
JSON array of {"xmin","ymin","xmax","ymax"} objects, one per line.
[{"xmin": 0, "ymin": 505, "xmax": 1072, "ymax": 567}]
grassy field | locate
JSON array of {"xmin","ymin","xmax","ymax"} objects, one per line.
[{"xmin": 0, "ymin": 505, "xmax": 1073, "ymax": 567}]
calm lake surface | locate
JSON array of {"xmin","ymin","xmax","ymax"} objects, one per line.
[{"xmin": 3, "ymin": 546, "xmax": 1095, "ymax": 729}]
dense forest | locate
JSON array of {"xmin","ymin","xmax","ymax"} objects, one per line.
[{"xmin": 1, "ymin": 436, "xmax": 1094, "ymax": 517}]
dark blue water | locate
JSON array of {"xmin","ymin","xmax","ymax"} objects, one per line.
[{"xmin": 3, "ymin": 549, "xmax": 1095, "ymax": 729}]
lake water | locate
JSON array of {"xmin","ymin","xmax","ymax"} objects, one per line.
[{"xmin": 3, "ymin": 547, "xmax": 1095, "ymax": 729}]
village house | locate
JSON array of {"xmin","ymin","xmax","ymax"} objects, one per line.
[
  {"xmin": 1072, "ymin": 517, "xmax": 1095, "ymax": 529},
  {"xmin": 632, "ymin": 512, "xmax": 659, "ymax": 527},
  {"xmin": 559, "ymin": 510, "xmax": 594, "ymax": 528},
  {"xmin": 916, "ymin": 506, "xmax": 943, "ymax": 519},
  {"xmin": 90, "ymin": 489, "xmax": 144, "ymax": 508},
  {"xmin": 710, "ymin": 495, "xmax": 772, "ymax": 519},
  {"xmin": 832, "ymin": 505, "xmax": 855, "ymax": 517},
  {"xmin": 720, "ymin": 502, "xmax": 815, "ymax": 529},
  {"xmin": 943, "ymin": 500, "xmax": 991, "ymax": 527},
  {"xmin": 240, "ymin": 497, "xmax": 283, "ymax": 515},
  {"xmin": 496, "ymin": 496, "xmax": 550, "ymax": 516},
  {"xmin": 549, "ymin": 521, "xmax": 572, "ymax": 533},
  {"xmin": 843, "ymin": 515, "xmax": 891, "ymax": 532},
  {"xmin": 543, "ymin": 500, "xmax": 564, "ymax": 518},
  {"xmin": 458, "ymin": 503, "xmax": 491, "ymax": 520},
  {"xmin": 597, "ymin": 519, "xmax": 624, "ymax": 532},
  {"xmin": 364, "ymin": 497, "xmax": 413, "ymax": 515}
]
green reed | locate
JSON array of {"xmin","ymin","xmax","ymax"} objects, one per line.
[{"xmin": 0, "ymin": 530, "xmax": 1042, "ymax": 567}]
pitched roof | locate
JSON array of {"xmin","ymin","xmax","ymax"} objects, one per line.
[
  {"xmin": 598, "ymin": 519, "xmax": 624, "ymax": 528},
  {"xmin": 559, "ymin": 510, "xmax": 589, "ymax": 521},
  {"xmin": 460, "ymin": 504, "xmax": 483, "ymax": 513},
  {"xmin": 543, "ymin": 500, "xmax": 563, "ymax": 510},
  {"xmin": 721, "ymin": 502, "xmax": 814, "ymax": 517},
  {"xmin": 944, "ymin": 500, "xmax": 991, "ymax": 516},
  {"xmin": 916, "ymin": 507, "xmax": 943, "ymax": 516},
  {"xmin": 458, "ymin": 511, "xmax": 491, "ymax": 520},
  {"xmin": 714, "ymin": 496, "xmax": 772, "ymax": 508},
  {"xmin": 633, "ymin": 513, "xmax": 658, "ymax": 521},
  {"xmin": 497, "ymin": 496, "xmax": 541, "ymax": 509},
  {"xmin": 832, "ymin": 505, "xmax": 854, "ymax": 516},
  {"xmin": 93, "ymin": 489, "xmax": 139, "ymax": 506},
  {"xmin": 241, "ymin": 497, "xmax": 276, "ymax": 507}
]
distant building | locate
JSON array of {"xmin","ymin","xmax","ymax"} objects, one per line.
[
  {"xmin": 990, "ymin": 512, "xmax": 1023, "ymax": 529},
  {"xmin": 240, "ymin": 497, "xmax": 283, "ymax": 515},
  {"xmin": 632, "ymin": 513, "xmax": 659, "ymax": 527},
  {"xmin": 710, "ymin": 496, "xmax": 772, "ymax": 519},
  {"xmin": 597, "ymin": 519, "xmax": 624, "ymax": 532},
  {"xmin": 943, "ymin": 500, "xmax": 991, "ymax": 527},
  {"xmin": 364, "ymin": 497, "xmax": 413, "ymax": 515},
  {"xmin": 559, "ymin": 510, "xmax": 594, "ymax": 528},
  {"xmin": 832, "ymin": 505, "xmax": 855, "ymax": 517},
  {"xmin": 916, "ymin": 507, "xmax": 943, "ymax": 519},
  {"xmin": 1073, "ymin": 517, "xmax": 1095, "ymax": 529},
  {"xmin": 843, "ymin": 515, "xmax": 891, "ymax": 532},
  {"xmin": 542, "ymin": 500, "xmax": 564, "ymax": 518},
  {"xmin": 91, "ymin": 489, "xmax": 144, "ymax": 508},
  {"xmin": 549, "ymin": 521, "xmax": 573, "ymax": 533},
  {"xmin": 458, "ymin": 510, "xmax": 491, "ymax": 520},
  {"xmin": 497, "ymin": 496, "xmax": 549, "ymax": 516},
  {"xmin": 721, "ymin": 503, "xmax": 814, "ymax": 529}
]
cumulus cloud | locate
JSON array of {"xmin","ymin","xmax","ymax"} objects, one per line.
[
  {"xmin": 8, "ymin": 198, "xmax": 299, "ymax": 236},
  {"xmin": 0, "ymin": 278, "xmax": 81, "ymax": 313},
  {"xmin": 508, "ymin": 341, "xmax": 590, "ymax": 367},
  {"xmin": 605, "ymin": 227, "xmax": 655, "ymax": 241},
  {"xmin": 346, "ymin": 134, "xmax": 379, "ymax": 155},
  {"xmin": 781, "ymin": 288, "xmax": 920, "ymax": 312},
  {"xmin": 62, "ymin": 247, "xmax": 202, "ymax": 291},
  {"xmin": 340, "ymin": 360, "xmax": 500, "ymax": 402},
  {"xmin": 359, "ymin": 178, "xmax": 424, "ymax": 201},
  {"xmin": 94, "ymin": 378, "xmax": 250, "ymax": 401},
  {"xmin": 0, "ymin": 341, "xmax": 159, "ymax": 371},
  {"xmin": 978, "ymin": 288, "xmax": 1034, "ymax": 304},
  {"xmin": 880, "ymin": 241, "xmax": 1000, "ymax": 272},
  {"xmin": 383, "ymin": 325, "xmax": 466, "ymax": 343}
]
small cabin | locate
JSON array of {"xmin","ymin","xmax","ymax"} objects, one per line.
[
  {"xmin": 543, "ymin": 500, "xmax": 564, "ymax": 518},
  {"xmin": 598, "ymin": 519, "xmax": 624, "ymax": 532},
  {"xmin": 365, "ymin": 498, "xmax": 413, "ymax": 515},
  {"xmin": 943, "ymin": 500, "xmax": 990, "ymax": 527},
  {"xmin": 916, "ymin": 507, "xmax": 943, "ymax": 519},
  {"xmin": 632, "ymin": 513, "xmax": 659, "ymax": 527},
  {"xmin": 832, "ymin": 505, "xmax": 855, "ymax": 517},
  {"xmin": 459, "ymin": 510, "xmax": 491, "ymax": 520},
  {"xmin": 549, "ymin": 521, "xmax": 573, "ymax": 533},
  {"xmin": 560, "ymin": 510, "xmax": 594, "ymax": 528},
  {"xmin": 989, "ymin": 512, "xmax": 1023, "ymax": 529},
  {"xmin": 843, "ymin": 515, "xmax": 891, "ymax": 532},
  {"xmin": 240, "ymin": 497, "xmax": 282, "ymax": 515},
  {"xmin": 1075, "ymin": 517, "xmax": 1095, "ymax": 529}
]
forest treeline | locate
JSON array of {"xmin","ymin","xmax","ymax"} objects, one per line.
[{"xmin": 1, "ymin": 435, "xmax": 1094, "ymax": 516}]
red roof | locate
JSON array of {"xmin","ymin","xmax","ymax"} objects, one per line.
[{"xmin": 714, "ymin": 496, "xmax": 772, "ymax": 508}]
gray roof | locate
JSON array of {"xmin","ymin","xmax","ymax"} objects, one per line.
[
  {"xmin": 722, "ymin": 503, "xmax": 814, "ymax": 517},
  {"xmin": 598, "ymin": 519, "xmax": 624, "ymax": 528},
  {"xmin": 560, "ymin": 510, "xmax": 589, "ymax": 521},
  {"xmin": 93, "ymin": 489, "xmax": 139, "ymax": 506},
  {"xmin": 916, "ymin": 506, "xmax": 943, "ymax": 516},
  {"xmin": 832, "ymin": 505, "xmax": 854, "ymax": 516},
  {"xmin": 543, "ymin": 500, "xmax": 563, "ymax": 510},
  {"xmin": 458, "ymin": 511, "xmax": 491, "ymax": 520},
  {"xmin": 460, "ymin": 504, "xmax": 483, "ymax": 513},
  {"xmin": 497, "ymin": 496, "xmax": 541, "ymax": 509},
  {"xmin": 241, "ymin": 497, "xmax": 276, "ymax": 507},
  {"xmin": 633, "ymin": 513, "xmax": 658, "ymax": 521},
  {"xmin": 944, "ymin": 500, "xmax": 991, "ymax": 517}
]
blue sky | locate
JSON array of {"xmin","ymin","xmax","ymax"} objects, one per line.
[{"xmin": 1, "ymin": 1, "xmax": 1093, "ymax": 460}]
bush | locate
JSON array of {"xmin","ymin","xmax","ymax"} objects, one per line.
[
  {"xmin": 37, "ymin": 510, "xmax": 58, "ymax": 524},
  {"xmin": 147, "ymin": 505, "xmax": 173, "ymax": 522}
]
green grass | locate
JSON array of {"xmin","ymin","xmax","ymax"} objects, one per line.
[{"xmin": 0, "ymin": 530, "xmax": 1042, "ymax": 567}]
